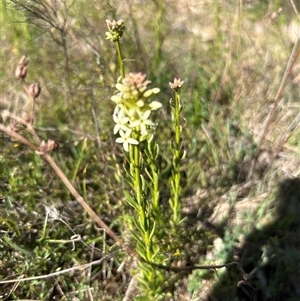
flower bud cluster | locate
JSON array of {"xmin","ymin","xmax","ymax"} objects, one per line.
[
  {"xmin": 105, "ymin": 19, "xmax": 125, "ymax": 42},
  {"xmin": 111, "ymin": 72, "xmax": 161, "ymax": 151}
]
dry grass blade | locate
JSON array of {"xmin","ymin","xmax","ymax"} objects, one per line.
[{"xmin": 0, "ymin": 254, "xmax": 116, "ymax": 284}]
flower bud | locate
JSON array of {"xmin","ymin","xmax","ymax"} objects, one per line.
[{"xmin": 169, "ymin": 78, "xmax": 184, "ymax": 91}]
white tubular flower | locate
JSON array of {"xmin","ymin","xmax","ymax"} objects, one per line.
[
  {"xmin": 130, "ymin": 110, "xmax": 153, "ymax": 135},
  {"xmin": 116, "ymin": 129, "xmax": 139, "ymax": 152},
  {"xmin": 113, "ymin": 106, "xmax": 130, "ymax": 134}
]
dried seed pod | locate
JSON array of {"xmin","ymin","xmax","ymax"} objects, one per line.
[
  {"xmin": 36, "ymin": 140, "xmax": 47, "ymax": 154},
  {"xmin": 47, "ymin": 139, "xmax": 59, "ymax": 152},
  {"xmin": 36, "ymin": 139, "xmax": 59, "ymax": 154},
  {"xmin": 28, "ymin": 82, "xmax": 41, "ymax": 99},
  {"xmin": 15, "ymin": 55, "xmax": 30, "ymax": 80}
]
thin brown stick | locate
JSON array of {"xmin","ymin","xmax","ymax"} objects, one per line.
[
  {"xmin": 0, "ymin": 112, "xmax": 137, "ymax": 258},
  {"xmin": 147, "ymin": 260, "xmax": 242, "ymax": 273},
  {"xmin": 290, "ymin": 0, "xmax": 300, "ymax": 21},
  {"xmin": 2, "ymin": 110, "xmax": 40, "ymax": 143},
  {"xmin": 42, "ymin": 152, "xmax": 136, "ymax": 258},
  {"xmin": 0, "ymin": 123, "xmax": 37, "ymax": 150}
]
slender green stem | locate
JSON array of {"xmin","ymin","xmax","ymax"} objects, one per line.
[
  {"xmin": 116, "ymin": 40, "xmax": 125, "ymax": 79},
  {"xmin": 132, "ymin": 143, "xmax": 154, "ymax": 261},
  {"xmin": 170, "ymin": 90, "xmax": 182, "ymax": 225},
  {"xmin": 152, "ymin": 166, "xmax": 159, "ymax": 212},
  {"xmin": 133, "ymin": 144, "xmax": 144, "ymax": 222},
  {"xmin": 154, "ymin": 0, "xmax": 164, "ymax": 70},
  {"xmin": 37, "ymin": 209, "xmax": 49, "ymax": 242},
  {"xmin": 71, "ymin": 138, "xmax": 87, "ymax": 182},
  {"xmin": 174, "ymin": 91, "xmax": 181, "ymax": 154},
  {"xmin": 146, "ymin": 140, "xmax": 160, "ymax": 213}
]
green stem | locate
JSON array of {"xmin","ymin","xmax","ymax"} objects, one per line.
[
  {"xmin": 152, "ymin": 167, "xmax": 159, "ymax": 212},
  {"xmin": 131, "ymin": 142, "xmax": 153, "ymax": 261},
  {"xmin": 174, "ymin": 92, "xmax": 181, "ymax": 154},
  {"xmin": 154, "ymin": 0, "xmax": 164, "ymax": 70},
  {"xmin": 71, "ymin": 138, "xmax": 87, "ymax": 182},
  {"xmin": 147, "ymin": 140, "xmax": 160, "ymax": 213},
  {"xmin": 170, "ymin": 90, "xmax": 182, "ymax": 224},
  {"xmin": 116, "ymin": 40, "xmax": 125, "ymax": 79},
  {"xmin": 133, "ymin": 144, "xmax": 144, "ymax": 220},
  {"xmin": 37, "ymin": 209, "xmax": 49, "ymax": 242}
]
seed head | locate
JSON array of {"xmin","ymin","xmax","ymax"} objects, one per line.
[{"xmin": 105, "ymin": 19, "xmax": 125, "ymax": 42}]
